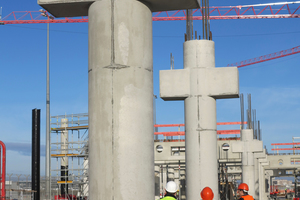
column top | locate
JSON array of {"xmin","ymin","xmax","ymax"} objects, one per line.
[{"xmin": 38, "ymin": 0, "xmax": 200, "ymax": 17}]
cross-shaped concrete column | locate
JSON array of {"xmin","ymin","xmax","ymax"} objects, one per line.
[
  {"xmin": 232, "ymin": 129, "xmax": 263, "ymax": 196},
  {"xmin": 160, "ymin": 40, "xmax": 239, "ymax": 200},
  {"xmin": 38, "ymin": 0, "xmax": 201, "ymax": 199},
  {"xmin": 254, "ymin": 150, "xmax": 268, "ymax": 199},
  {"xmin": 258, "ymin": 158, "xmax": 269, "ymax": 200}
]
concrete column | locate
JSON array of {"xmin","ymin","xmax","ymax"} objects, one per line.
[
  {"xmin": 258, "ymin": 159, "xmax": 269, "ymax": 200},
  {"xmin": 88, "ymin": 0, "xmax": 154, "ymax": 199},
  {"xmin": 160, "ymin": 39, "xmax": 238, "ymax": 200},
  {"xmin": 254, "ymin": 154, "xmax": 259, "ymax": 199},
  {"xmin": 184, "ymin": 40, "xmax": 218, "ymax": 200},
  {"xmin": 232, "ymin": 129, "xmax": 263, "ymax": 197},
  {"xmin": 254, "ymin": 150, "xmax": 267, "ymax": 199},
  {"xmin": 60, "ymin": 118, "xmax": 69, "ymax": 195},
  {"xmin": 241, "ymin": 129, "xmax": 255, "ymax": 196},
  {"xmin": 168, "ymin": 167, "xmax": 175, "ymax": 180},
  {"xmin": 83, "ymin": 158, "xmax": 88, "ymax": 197}
]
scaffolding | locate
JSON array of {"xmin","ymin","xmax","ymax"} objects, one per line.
[{"xmin": 51, "ymin": 113, "xmax": 89, "ymax": 199}]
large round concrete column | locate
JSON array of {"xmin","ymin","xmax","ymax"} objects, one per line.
[
  {"xmin": 88, "ymin": 0, "xmax": 154, "ymax": 199},
  {"xmin": 184, "ymin": 40, "xmax": 218, "ymax": 200}
]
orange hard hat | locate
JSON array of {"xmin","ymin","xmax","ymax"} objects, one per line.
[
  {"xmin": 238, "ymin": 183, "xmax": 249, "ymax": 191},
  {"xmin": 201, "ymin": 187, "xmax": 214, "ymax": 200}
]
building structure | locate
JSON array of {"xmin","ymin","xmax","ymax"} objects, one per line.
[
  {"xmin": 8, "ymin": 111, "xmax": 297, "ymax": 200},
  {"xmin": 37, "ymin": 0, "xmax": 202, "ymax": 199},
  {"xmin": 50, "ymin": 113, "xmax": 89, "ymax": 199}
]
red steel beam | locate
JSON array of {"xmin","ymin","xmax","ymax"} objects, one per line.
[
  {"xmin": 272, "ymin": 148, "xmax": 300, "ymax": 151},
  {"xmin": 217, "ymin": 122, "xmax": 247, "ymax": 125},
  {"xmin": 271, "ymin": 142, "xmax": 300, "ymax": 146},
  {"xmin": 155, "ymin": 122, "xmax": 245, "ymax": 127},
  {"xmin": 227, "ymin": 45, "xmax": 300, "ymax": 68},
  {"xmin": 218, "ymin": 130, "xmax": 240, "ymax": 135},
  {"xmin": 1, "ymin": 3, "xmax": 300, "ymax": 25},
  {"xmin": 154, "ymin": 131, "xmax": 185, "ymax": 136},
  {"xmin": 154, "ymin": 129, "xmax": 241, "ymax": 136}
]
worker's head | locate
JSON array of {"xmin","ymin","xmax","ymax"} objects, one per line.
[
  {"xmin": 237, "ymin": 183, "xmax": 249, "ymax": 196},
  {"xmin": 165, "ymin": 181, "xmax": 178, "ymax": 195},
  {"xmin": 201, "ymin": 187, "xmax": 214, "ymax": 200}
]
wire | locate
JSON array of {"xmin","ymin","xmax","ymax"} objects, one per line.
[
  {"xmin": 4, "ymin": 24, "xmax": 300, "ymax": 38},
  {"xmin": 154, "ymin": 29, "xmax": 300, "ymax": 38},
  {"xmin": 3, "ymin": 24, "xmax": 87, "ymax": 34},
  {"xmin": 214, "ymin": 30, "xmax": 300, "ymax": 38}
]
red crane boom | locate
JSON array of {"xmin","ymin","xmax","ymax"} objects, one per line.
[
  {"xmin": 0, "ymin": 2, "xmax": 300, "ymax": 25},
  {"xmin": 0, "ymin": 3, "xmax": 299, "ymax": 68},
  {"xmin": 227, "ymin": 45, "xmax": 300, "ymax": 68}
]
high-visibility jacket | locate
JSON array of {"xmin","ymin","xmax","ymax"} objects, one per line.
[
  {"xmin": 161, "ymin": 196, "xmax": 176, "ymax": 200},
  {"xmin": 238, "ymin": 194, "xmax": 254, "ymax": 200}
]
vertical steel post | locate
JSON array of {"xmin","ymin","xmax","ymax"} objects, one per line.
[
  {"xmin": 45, "ymin": 21, "xmax": 51, "ymax": 200},
  {"xmin": 32, "ymin": 109, "xmax": 41, "ymax": 200}
]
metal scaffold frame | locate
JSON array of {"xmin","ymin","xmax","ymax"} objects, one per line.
[{"xmin": 50, "ymin": 113, "xmax": 89, "ymax": 199}]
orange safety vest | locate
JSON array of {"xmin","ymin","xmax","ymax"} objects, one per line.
[{"xmin": 239, "ymin": 194, "xmax": 254, "ymax": 200}]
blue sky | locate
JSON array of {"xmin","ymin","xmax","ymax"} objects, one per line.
[{"xmin": 0, "ymin": 0, "xmax": 300, "ymax": 175}]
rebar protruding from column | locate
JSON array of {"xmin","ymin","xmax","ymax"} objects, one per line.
[
  {"xmin": 170, "ymin": 53, "xmax": 174, "ymax": 70},
  {"xmin": 186, "ymin": 9, "xmax": 193, "ymax": 41},
  {"xmin": 252, "ymin": 109, "xmax": 256, "ymax": 139},
  {"xmin": 201, "ymin": 0, "xmax": 211, "ymax": 40},
  {"xmin": 258, "ymin": 121, "xmax": 261, "ymax": 140},
  {"xmin": 247, "ymin": 94, "xmax": 252, "ymax": 129},
  {"xmin": 240, "ymin": 93, "xmax": 244, "ymax": 130}
]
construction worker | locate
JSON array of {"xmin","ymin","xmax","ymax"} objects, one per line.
[
  {"xmin": 236, "ymin": 183, "xmax": 254, "ymax": 200},
  {"xmin": 201, "ymin": 187, "xmax": 214, "ymax": 200},
  {"xmin": 161, "ymin": 181, "xmax": 177, "ymax": 200}
]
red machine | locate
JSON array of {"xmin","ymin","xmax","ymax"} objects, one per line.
[
  {"xmin": 54, "ymin": 194, "xmax": 77, "ymax": 200},
  {"xmin": 0, "ymin": 141, "xmax": 6, "ymax": 200}
]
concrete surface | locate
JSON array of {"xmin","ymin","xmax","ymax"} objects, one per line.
[
  {"xmin": 160, "ymin": 67, "xmax": 239, "ymax": 100},
  {"xmin": 38, "ymin": 0, "xmax": 200, "ymax": 17},
  {"xmin": 155, "ymin": 142, "xmax": 185, "ymax": 161},
  {"xmin": 232, "ymin": 129, "xmax": 263, "ymax": 197},
  {"xmin": 267, "ymin": 154, "xmax": 300, "ymax": 169},
  {"xmin": 254, "ymin": 150, "xmax": 268, "ymax": 200},
  {"xmin": 160, "ymin": 40, "xmax": 239, "ymax": 200},
  {"xmin": 88, "ymin": 0, "xmax": 154, "ymax": 199}
]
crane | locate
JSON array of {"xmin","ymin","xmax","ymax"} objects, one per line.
[
  {"xmin": 0, "ymin": 2, "xmax": 299, "ymax": 67},
  {"xmin": 0, "ymin": 2, "xmax": 300, "ymax": 24},
  {"xmin": 227, "ymin": 45, "xmax": 300, "ymax": 68}
]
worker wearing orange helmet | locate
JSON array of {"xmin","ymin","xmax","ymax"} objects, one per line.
[
  {"xmin": 200, "ymin": 187, "xmax": 214, "ymax": 200},
  {"xmin": 236, "ymin": 183, "xmax": 254, "ymax": 200}
]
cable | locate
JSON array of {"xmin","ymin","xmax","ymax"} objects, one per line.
[
  {"xmin": 214, "ymin": 30, "xmax": 300, "ymax": 38},
  {"xmin": 3, "ymin": 24, "xmax": 87, "ymax": 34},
  {"xmin": 4, "ymin": 24, "xmax": 300, "ymax": 38}
]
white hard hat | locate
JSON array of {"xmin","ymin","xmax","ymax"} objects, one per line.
[{"xmin": 165, "ymin": 181, "xmax": 177, "ymax": 193}]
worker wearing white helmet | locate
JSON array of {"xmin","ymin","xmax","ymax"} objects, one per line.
[{"xmin": 161, "ymin": 181, "xmax": 178, "ymax": 200}]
